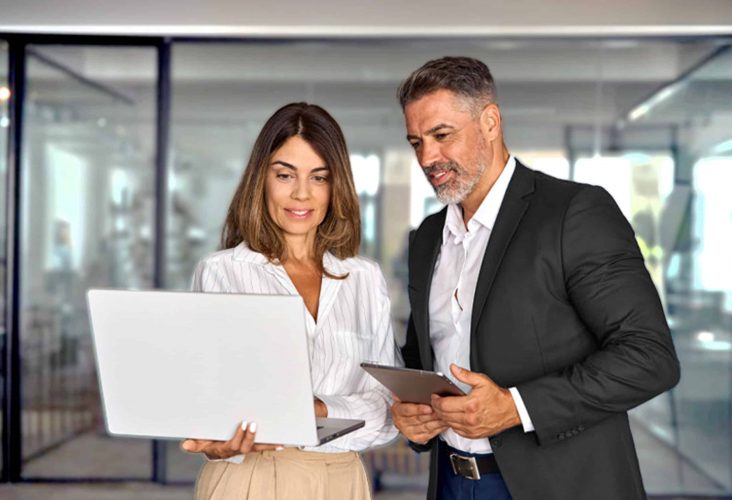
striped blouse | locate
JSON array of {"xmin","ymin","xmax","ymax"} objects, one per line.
[{"xmin": 191, "ymin": 242, "xmax": 399, "ymax": 454}]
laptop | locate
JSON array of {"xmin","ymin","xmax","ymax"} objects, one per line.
[{"xmin": 87, "ymin": 289, "xmax": 364, "ymax": 446}]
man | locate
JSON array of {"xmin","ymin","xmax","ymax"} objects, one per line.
[{"xmin": 391, "ymin": 57, "xmax": 680, "ymax": 500}]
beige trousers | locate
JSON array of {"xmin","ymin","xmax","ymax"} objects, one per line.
[{"xmin": 195, "ymin": 448, "xmax": 371, "ymax": 500}]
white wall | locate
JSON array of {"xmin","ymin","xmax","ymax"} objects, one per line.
[{"xmin": 0, "ymin": 0, "xmax": 731, "ymax": 36}]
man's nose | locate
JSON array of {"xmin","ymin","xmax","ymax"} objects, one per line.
[{"xmin": 418, "ymin": 141, "xmax": 442, "ymax": 167}]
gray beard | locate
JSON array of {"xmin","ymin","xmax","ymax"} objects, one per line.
[{"xmin": 426, "ymin": 160, "xmax": 487, "ymax": 205}]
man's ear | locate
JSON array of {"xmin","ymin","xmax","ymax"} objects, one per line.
[{"xmin": 479, "ymin": 103, "xmax": 502, "ymax": 142}]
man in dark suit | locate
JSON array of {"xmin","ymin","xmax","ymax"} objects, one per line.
[{"xmin": 391, "ymin": 56, "xmax": 680, "ymax": 499}]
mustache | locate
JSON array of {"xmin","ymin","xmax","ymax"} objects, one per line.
[{"xmin": 422, "ymin": 161, "xmax": 463, "ymax": 176}]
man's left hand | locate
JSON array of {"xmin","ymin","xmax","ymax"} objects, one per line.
[{"xmin": 431, "ymin": 364, "xmax": 521, "ymax": 439}]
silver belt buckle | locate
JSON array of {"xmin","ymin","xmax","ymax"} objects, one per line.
[{"xmin": 449, "ymin": 453, "xmax": 481, "ymax": 480}]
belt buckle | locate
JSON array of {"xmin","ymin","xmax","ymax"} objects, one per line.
[{"xmin": 449, "ymin": 453, "xmax": 481, "ymax": 480}]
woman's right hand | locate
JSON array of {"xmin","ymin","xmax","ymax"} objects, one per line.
[{"xmin": 181, "ymin": 421, "xmax": 283, "ymax": 460}]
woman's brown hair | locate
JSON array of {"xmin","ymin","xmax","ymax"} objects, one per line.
[{"xmin": 221, "ymin": 103, "xmax": 361, "ymax": 278}]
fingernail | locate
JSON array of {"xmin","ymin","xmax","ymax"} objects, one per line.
[
  {"xmin": 275, "ymin": 446, "xmax": 284, "ymax": 451},
  {"xmin": 241, "ymin": 421, "xmax": 248, "ymax": 431},
  {"xmin": 249, "ymin": 422, "xmax": 257, "ymax": 433}
]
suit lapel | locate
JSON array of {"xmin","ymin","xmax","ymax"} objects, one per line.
[
  {"xmin": 410, "ymin": 208, "xmax": 446, "ymax": 371},
  {"xmin": 470, "ymin": 163, "xmax": 535, "ymax": 368}
]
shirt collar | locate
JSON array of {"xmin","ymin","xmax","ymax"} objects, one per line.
[
  {"xmin": 442, "ymin": 156, "xmax": 516, "ymax": 244},
  {"xmin": 232, "ymin": 242, "xmax": 270, "ymax": 264},
  {"xmin": 231, "ymin": 241, "xmax": 346, "ymax": 277}
]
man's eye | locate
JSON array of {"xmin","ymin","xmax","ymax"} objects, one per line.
[
  {"xmin": 435, "ymin": 133, "xmax": 448, "ymax": 140},
  {"xmin": 409, "ymin": 142, "xmax": 420, "ymax": 150}
]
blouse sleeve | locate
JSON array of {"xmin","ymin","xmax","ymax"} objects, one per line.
[
  {"xmin": 315, "ymin": 264, "xmax": 399, "ymax": 451},
  {"xmin": 191, "ymin": 257, "xmax": 231, "ymax": 293}
]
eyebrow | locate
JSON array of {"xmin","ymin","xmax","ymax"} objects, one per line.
[
  {"xmin": 271, "ymin": 161, "xmax": 329, "ymax": 173},
  {"xmin": 406, "ymin": 123, "xmax": 455, "ymax": 141}
]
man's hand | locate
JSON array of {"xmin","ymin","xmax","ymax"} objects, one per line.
[
  {"xmin": 391, "ymin": 394, "xmax": 449, "ymax": 445},
  {"xmin": 181, "ymin": 421, "xmax": 282, "ymax": 460},
  {"xmin": 431, "ymin": 364, "xmax": 521, "ymax": 439}
]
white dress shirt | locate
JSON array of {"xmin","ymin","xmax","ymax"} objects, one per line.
[
  {"xmin": 191, "ymin": 242, "xmax": 398, "ymax": 460},
  {"xmin": 429, "ymin": 156, "xmax": 534, "ymax": 454}
]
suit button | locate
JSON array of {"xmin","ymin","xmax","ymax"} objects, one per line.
[
  {"xmin": 578, "ymin": 425, "xmax": 585, "ymax": 432},
  {"xmin": 491, "ymin": 437, "xmax": 502, "ymax": 448},
  {"xmin": 557, "ymin": 433, "xmax": 565, "ymax": 440}
]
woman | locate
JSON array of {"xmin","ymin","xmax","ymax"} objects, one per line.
[{"xmin": 181, "ymin": 102, "xmax": 398, "ymax": 499}]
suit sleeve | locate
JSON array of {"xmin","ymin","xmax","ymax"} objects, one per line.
[
  {"xmin": 517, "ymin": 185, "xmax": 680, "ymax": 446},
  {"xmin": 399, "ymin": 313, "xmax": 435, "ymax": 453},
  {"xmin": 401, "ymin": 314, "xmax": 423, "ymax": 370}
]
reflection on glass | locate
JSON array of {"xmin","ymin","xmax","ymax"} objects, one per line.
[
  {"xmin": 20, "ymin": 45, "xmax": 156, "ymax": 479},
  {"xmin": 166, "ymin": 40, "xmax": 732, "ymax": 495}
]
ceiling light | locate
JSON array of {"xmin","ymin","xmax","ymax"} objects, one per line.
[{"xmin": 711, "ymin": 138, "xmax": 732, "ymax": 155}]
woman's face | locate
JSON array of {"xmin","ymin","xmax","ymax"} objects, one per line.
[{"xmin": 265, "ymin": 135, "xmax": 331, "ymax": 245}]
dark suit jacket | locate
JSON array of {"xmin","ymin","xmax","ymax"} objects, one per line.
[{"xmin": 402, "ymin": 161, "xmax": 680, "ymax": 500}]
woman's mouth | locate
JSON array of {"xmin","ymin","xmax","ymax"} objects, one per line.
[{"xmin": 285, "ymin": 209, "xmax": 313, "ymax": 219}]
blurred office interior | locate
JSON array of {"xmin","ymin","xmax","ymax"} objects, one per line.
[{"xmin": 1, "ymin": 1, "xmax": 732, "ymax": 498}]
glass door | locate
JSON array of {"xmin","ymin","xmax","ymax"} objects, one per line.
[{"xmin": 19, "ymin": 44, "xmax": 157, "ymax": 479}]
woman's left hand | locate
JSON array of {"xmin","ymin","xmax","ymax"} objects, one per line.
[
  {"xmin": 314, "ymin": 398, "xmax": 328, "ymax": 418},
  {"xmin": 181, "ymin": 421, "xmax": 281, "ymax": 459}
]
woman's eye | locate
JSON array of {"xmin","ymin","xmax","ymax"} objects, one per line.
[
  {"xmin": 276, "ymin": 173, "xmax": 293, "ymax": 180},
  {"xmin": 312, "ymin": 176, "xmax": 329, "ymax": 183}
]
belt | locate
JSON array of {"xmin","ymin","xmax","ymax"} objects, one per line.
[{"xmin": 441, "ymin": 443, "xmax": 500, "ymax": 480}]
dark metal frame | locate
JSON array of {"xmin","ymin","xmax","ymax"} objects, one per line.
[
  {"xmin": 2, "ymin": 36, "xmax": 26, "ymax": 485},
  {"xmin": 152, "ymin": 38, "xmax": 172, "ymax": 484}
]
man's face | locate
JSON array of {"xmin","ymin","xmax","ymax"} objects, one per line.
[{"xmin": 404, "ymin": 89, "xmax": 488, "ymax": 205}]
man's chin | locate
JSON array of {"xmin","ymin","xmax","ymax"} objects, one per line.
[
  {"xmin": 435, "ymin": 191, "xmax": 466, "ymax": 205},
  {"xmin": 434, "ymin": 183, "xmax": 470, "ymax": 205}
]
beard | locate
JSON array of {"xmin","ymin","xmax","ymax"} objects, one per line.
[{"xmin": 423, "ymin": 158, "xmax": 487, "ymax": 205}]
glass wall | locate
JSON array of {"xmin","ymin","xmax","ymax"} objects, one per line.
[
  {"xmin": 0, "ymin": 39, "xmax": 9, "ymax": 477},
  {"xmin": 165, "ymin": 39, "xmax": 732, "ymax": 496},
  {"xmin": 632, "ymin": 46, "xmax": 732, "ymax": 493},
  {"xmin": 19, "ymin": 45, "xmax": 157, "ymax": 479}
]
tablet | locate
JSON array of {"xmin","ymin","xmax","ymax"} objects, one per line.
[{"xmin": 361, "ymin": 363, "xmax": 465, "ymax": 405}]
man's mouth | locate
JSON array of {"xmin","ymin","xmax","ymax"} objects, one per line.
[{"xmin": 425, "ymin": 164, "xmax": 458, "ymax": 187}]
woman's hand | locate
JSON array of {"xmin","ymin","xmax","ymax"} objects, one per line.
[
  {"xmin": 314, "ymin": 398, "xmax": 328, "ymax": 418},
  {"xmin": 181, "ymin": 421, "xmax": 282, "ymax": 460}
]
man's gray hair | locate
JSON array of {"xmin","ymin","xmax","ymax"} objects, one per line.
[{"xmin": 397, "ymin": 56, "xmax": 497, "ymax": 115}]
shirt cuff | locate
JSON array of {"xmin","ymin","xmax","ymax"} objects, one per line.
[{"xmin": 508, "ymin": 387, "xmax": 535, "ymax": 433}]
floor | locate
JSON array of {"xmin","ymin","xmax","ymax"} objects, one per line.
[{"xmin": 0, "ymin": 418, "xmax": 730, "ymax": 499}]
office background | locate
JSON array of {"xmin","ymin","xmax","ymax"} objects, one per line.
[{"xmin": 1, "ymin": 1, "xmax": 731, "ymax": 498}]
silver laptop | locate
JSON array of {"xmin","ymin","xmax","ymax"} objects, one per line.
[{"xmin": 87, "ymin": 289, "xmax": 364, "ymax": 446}]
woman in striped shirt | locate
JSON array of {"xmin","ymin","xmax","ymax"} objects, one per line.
[{"xmin": 181, "ymin": 102, "xmax": 398, "ymax": 499}]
